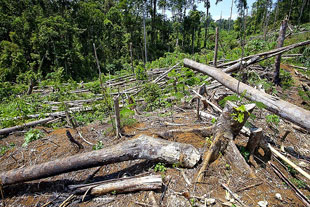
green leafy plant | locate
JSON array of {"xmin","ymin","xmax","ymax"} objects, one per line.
[
  {"xmin": 290, "ymin": 178, "xmax": 307, "ymax": 189},
  {"xmin": 225, "ymin": 163, "xmax": 231, "ymax": 170},
  {"xmin": 190, "ymin": 198, "xmax": 196, "ymax": 206},
  {"xmin": 279, "ymin": 69, "xmax": 294, "ymax": 90},
  {"xmin": 23, "ymin": 128, "xmax": 44, "ymax": 147},
  {"xmin": 0, "ymin": 143, "xmax": 15, "ymax": 156},
  {"xmin": 211, "ymin": 117, "xmax": 217, "ymax": 124},
  {"xmin": 120, "ymin": 107, "xmax": 137, "ymax": 127},
  {"xmin": 154, "ymin": 162, "xmax": 166, "ymax": 173},
  {"xmin": 266, "ymin": 114, "xmax": 280, "ymax": 126},
  {"xmin": 92, "ymin": 141, "xmax": 104, "ymax": 150},
  {"xmin": 231, "ymin": 105, "xmax": 249, "ymax": 123},
  {"xmin": 238, "ymin": 146, "xmax": 250, "ymax": 161}
]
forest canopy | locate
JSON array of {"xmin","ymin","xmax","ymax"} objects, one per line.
[{"xmin": 0, "ymin": 0, "xmax": 309, "ymax": 82}]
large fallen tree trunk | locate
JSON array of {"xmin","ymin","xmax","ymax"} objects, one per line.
[
  {"xmin": 184, "ymin": 59, "xmax": 310, "ymax": 132},
  {"xmin": 0, "ymin": 135, "xmax": 200, "ymax": 186}
]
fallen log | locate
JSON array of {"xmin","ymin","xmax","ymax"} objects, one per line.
[
  {"xmin": 0, "ymin": 135, "xmax": 200, "ymax": 185},
  {"xmin": 184, "ymin": 58, "xmax": 310, "ymax": 132},
  {"xmin": 0, "ymin": 117, "xmax": 54, "ymax": 135},
  {"xmin": 196, "ymin": 102, "xmax": 255, "ymax": 182},
  {"xmin": 70, "ymin": 174, "xmax": 162, "ymax": 196}
]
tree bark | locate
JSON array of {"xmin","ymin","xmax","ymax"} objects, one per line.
[
  {"xmin": 196, "ymin": 102, "xmax": 255, "ymax": 182},
  {"xmin": 274, "ymin": 18, "xmax": 288, "ymax": 85},
  {"xmin": 203, "ymin": 1, "xmax": 209, "ymax": 48},
  {"xmin": 0, "ymin": 135, "xmax": 200, "ymax": 185},
  {"xmin": 72, "ymin": 174, "xmax": 162, "ymax": 196},
  {"xmin": 184, "ymin": 58, "xmax": 310, "ymax": 132},
  {"xmin": 213, "ymin": 27, "xmax": 219, "ymax": 67},
  {"xmin": 114, "ymin": 96, "xmax": 121, "ymax": 138},
  {"xmin": 93, "ymin": 43, "xmax": 104, "ymax": 90},
  {"xmin": 130, "ymin": 42, "xmax": 134, "ymax": 74},
  {"xmin": 0, "ymin": 117, "xmax": 54, "ymax": 135}
]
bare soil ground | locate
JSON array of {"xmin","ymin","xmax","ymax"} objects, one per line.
[{"xmin": 1, "ymin": 65, "xmax": 310, "ymax": 207}]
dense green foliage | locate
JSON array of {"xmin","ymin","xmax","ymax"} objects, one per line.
[{"xmin": 1, "ymin": 0, "xmax": 309, "ymax": 83}]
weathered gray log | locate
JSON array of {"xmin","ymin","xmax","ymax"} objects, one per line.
[
  {"xmin": 184, "ymin": 58, "xmax": 310, "ymax": 132},
  {"xmin": 156, "ymin": 126, "xmax": 214, "ymax": 139},
  {"xmin": 0, "ymin": 117, "xmax": 54, "ymax": 135},
  {"xmin": 0, "ymin": 135, "xmax": 200, "ymax": 185},
  {"xmin": 114, "ymin": 96, "xmax": 121, "ymax": 138},
  {"xmin": 218, "ymin": 40, "xmax": 310, "ymax": 68},
  {"xmin": 71, "ymin": 174, "xmax": 162, "ymax": 196},
  {"xmin": 274, "ymin": 18, "xmax": 288, "ymax": 85},
  {"xmin": 196, "ymin": 102, "xmax": 255, "ymax": 182}
]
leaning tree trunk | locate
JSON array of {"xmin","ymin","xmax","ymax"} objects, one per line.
[
  {"xmin": 196, "ymin": 102, "xmax": 255, "ymax": 182},
  {"xmin": 213, "ymin": 27, "xmax": 219, "ymax": 67},
  {"xmin": 184, "ymin": 58, "xmax": 310, "ymax": 132},
  {"xmin": 0, "ymin": 135, "xmax": 200, "ymax": 186},
  {"xmin": 274, "ymin": 18, "xmax": 288, "ymax": 85}
]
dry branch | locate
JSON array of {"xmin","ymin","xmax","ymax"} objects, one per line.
[
  {"xmin": 184, "ymin": 58, "xmax": 310, "ymax": 132},
  {"xmin": 268, "ymin": 144, "xmax": 310, "ymax": 181},
  {"xmin": 0, "ymin": 135, "xmax": 200, "ymax": 185}
]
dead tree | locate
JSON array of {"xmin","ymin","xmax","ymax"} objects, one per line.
[
  {"xmin": 274, "ymin": 18, "xmax": 288, "ymax": 85},
  {"xmin": 213, "ymin": 27, "xmax": 219, "ymax": 67},
  {"xmin": 114, "ymin": 96, "xmax": 121, "ymax": 138},
  {"xmin": 93, "ymin": 43, "xmax": 104, "ymax": 90},
  {"xmin": 184, "ymin": 58, "xmax": 310, "ymax": 132},
  {"xmin": 0, "ymin": 135, "xmax": 200, "ymax": 186},
  {"xmin": 196, "ymin": 102, "xmax": 255, "ymax": 182}
]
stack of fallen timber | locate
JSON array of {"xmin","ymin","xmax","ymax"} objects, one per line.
[
  {"xmin": 217, "ymin": 40, "xmax": 310, "ymax": 70},
  {"xmin": 184, "ymin": 58, "xmax": 310, "ymax": 132},
  {"xmin": 0, "ymin": 135, "xmax": 200, "ymax": 186}
]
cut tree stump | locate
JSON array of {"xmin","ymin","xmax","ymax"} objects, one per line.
[
  {"xmin": 184, "ymin": 58, "xmax": 310, "ymax": 132},
  {"xmin": 0, "ymin": 135, "xmax": 200, "ymax": 186},
  {"xmin": 196, "ymin": 102, "xmax": 255, "ymax": 182}
]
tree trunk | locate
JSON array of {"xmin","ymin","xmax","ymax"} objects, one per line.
[
  {"xmin": 0, "ymin": 135, "xmax": 200, "ymax": 185},
  {"xmin": 196, "ymin": 102, "xmax": 255, "ymax": 182},
  {"xmin": 0, "ymin": 117, "xmax": 55, "ymax": 135},
  {"xmin": 229, "ymin": 0, "xmax": 233, "ymax": 30},
  {"xmin": 129, "ymin": 42, "xmax": 134, "ymax": 74},
  {"xmin": 203, "ymin": 1, "xmax": 209, "ymax": 48},
  {"xmin": 71, "ymin": 174, "xmax": 162, "ymax": 196},
  {"xmin": 298, "ymin": 0, "xmax": 307, "ymax": 26},
  {"xmin": 274, "ymin": 18, "xmax": 288, "ymax": 85},
  {"xmin": 192, "ymin": 28, "xmax": 195, "ymax": 54},
  {"xmin": 184, "ymin": 58, "xmax": 310, "ymax": 132},
  {"xmin": 93, "ymin": 43, "xmax": 104, "ymax": 91},
  {"xmin": 143, "ymin": 1, "xmax": 148, "ymax": 64},
  {"xmin": 213, "ymin": 27, "xmax": 219, "ymax": 67},
  {"xmin": 114, "ymin": 96, "xmax": 121, "ymax": 138}
]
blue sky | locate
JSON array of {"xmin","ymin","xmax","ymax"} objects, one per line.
[{"xmin": 197, "ymin": 0, "xmax": 257, "ymax": 20}]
